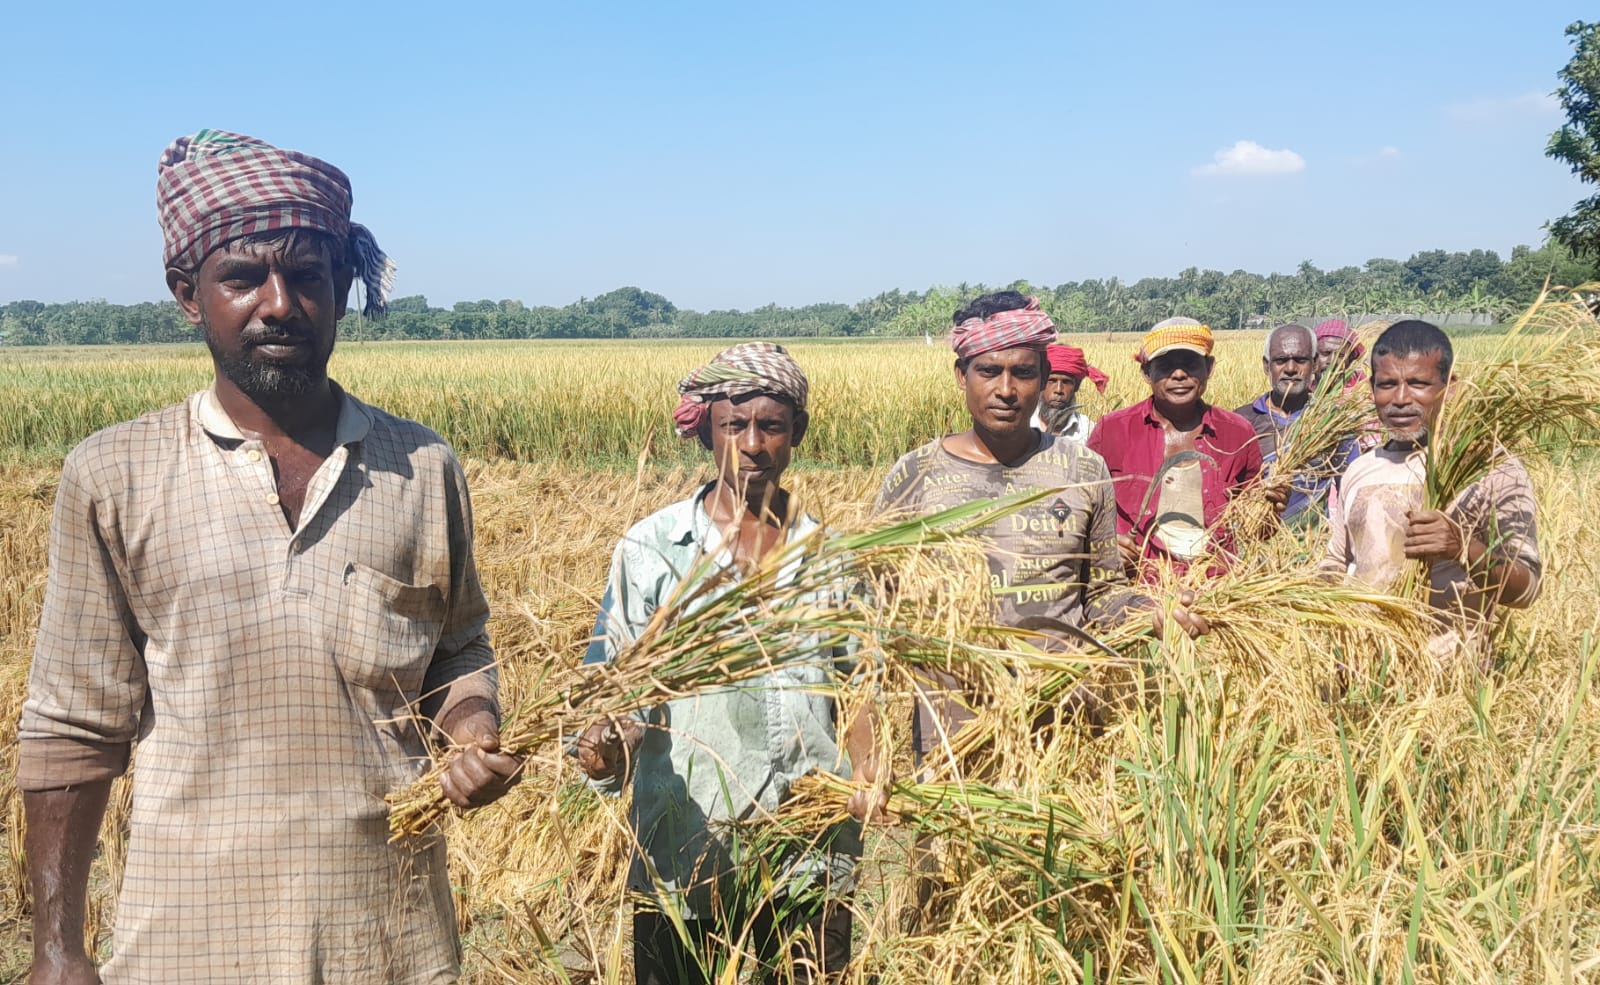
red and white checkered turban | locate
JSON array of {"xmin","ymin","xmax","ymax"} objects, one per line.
[
  {"xmin": 156, "ymin": 129, "xmax": 396, "ymax": 317},
  {"xmin": 948, "ymin": 296, "xmax": 1057, "ymax": 360}
]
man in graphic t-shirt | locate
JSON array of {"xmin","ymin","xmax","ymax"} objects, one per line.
[{"xmin": 875, "ymin": 292, "xmax": 1207, "ymax": 761}]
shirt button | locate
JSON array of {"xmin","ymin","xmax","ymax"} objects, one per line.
[
  {"xmin": 247, "ymin": 450, "xmax": 262, "ymax": 463},
  {"xmin": 266, "ymin": 493, "xmax": 281, "ymax": 506}
]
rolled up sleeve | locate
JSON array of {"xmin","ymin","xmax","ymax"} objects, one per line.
[
  {"xmin": 19, "ymin": 449, "xmax": 147, "ymax": 791},
  {"xmin": 421, "ymin": 455, "xmax": 498, "ymax": 729}
]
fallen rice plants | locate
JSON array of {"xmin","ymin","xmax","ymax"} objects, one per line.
[{"xmin": 3, "ymin": 313, "xmax": 1600, "ymax": 982}]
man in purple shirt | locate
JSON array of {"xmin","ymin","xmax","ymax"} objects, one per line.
[
  {"xmin": 1235, "ymin": 323, "xmax": 1359, "ymax": 523},
  {"xmin": 1088, "ymin": 318, "xmax": 1283, "ymax": 582}
]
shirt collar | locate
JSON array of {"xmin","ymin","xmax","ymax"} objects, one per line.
[
  {"xmin": 1252, "ymin": 392, "xmax": 1305, "ymax": 422},
  {"xmin": 195, "ymin": 381, "xmax": 372, "ymax": 447},
  {"xmin": 667, "ymin": 481, "xmax": 821, "ymax": 547},
  {"xmin": 666, "ymin": 483, "xmax": 717, "ymax": 546},
  {"xmin": 1140, "ymin": 397, "xmax": 1219, "ymax": 437}
]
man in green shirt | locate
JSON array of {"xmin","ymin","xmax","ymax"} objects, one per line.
[{"xmin": 576, "ymin": 342, "xmax": 885, "ymax": 985}]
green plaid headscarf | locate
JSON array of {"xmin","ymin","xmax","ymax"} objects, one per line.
[{"xmin": 671, "ymin": 342, "xmax": 810, "ymax": 438}]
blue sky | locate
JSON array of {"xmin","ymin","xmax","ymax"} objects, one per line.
[{"xmin": 0, "ymin": 0, "xmax": 1590, "ymax": 310}]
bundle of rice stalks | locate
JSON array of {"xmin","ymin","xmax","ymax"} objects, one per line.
[
  {"xmin": 387, "ymin": 490, "xmax": 1063, "ymax": 840},
  {"xmin": 1424, "ymin": 285, "xmax": 1600, "ymax": 511},
  {"xmin": 447, "ymin": 769, "xmax": 635, "ymax": 981},
  {"xmin": 785, "ymin": 772, "xmax": 1115, "ymax": 878},
  {"xmin": 1162, "ymin": 557, "xmax": 1436, "ymax": 679},
  {"xmin": 1222, "ymin": 380, "xmax": 1376, "ymax": 540},
  {"xmin": 919, "ymin": 555, "xmax": 1435, "ymax": 778}
]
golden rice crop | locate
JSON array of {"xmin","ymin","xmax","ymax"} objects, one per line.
[{"xmin": 3, "ymin": 323, "xmax": 1600, "ymax": 983}]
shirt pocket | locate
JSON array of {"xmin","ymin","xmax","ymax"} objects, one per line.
[{"xmin": 334, "ymin": 561, "xmax": 447, "ymax": 698}]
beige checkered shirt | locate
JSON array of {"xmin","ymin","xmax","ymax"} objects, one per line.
[{"xmin": 19, "ymin": 386, "xmax": 496, "ymax": 984}]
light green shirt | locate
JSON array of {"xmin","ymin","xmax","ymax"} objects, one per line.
[{"xmin": 584, "ymin": 483, "xmax": 860, "ymax": 918}]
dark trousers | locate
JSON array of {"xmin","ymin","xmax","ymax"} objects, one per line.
[{"xmin": 633, "ymin": 898, "xmax": 853, "ymax": 985}]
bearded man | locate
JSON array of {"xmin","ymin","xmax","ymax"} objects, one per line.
[
  {"xmin": 1030, "ymin": 343, "xmax": 1108, "ymax": 439},
  {"xmin": 20, "ymin": 130, "xmax": 519, "ymax": 984}
]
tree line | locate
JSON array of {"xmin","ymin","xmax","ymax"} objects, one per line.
[{"xmin": 2, "ymin": 241, "xmax": 1595, "ymax": 346}]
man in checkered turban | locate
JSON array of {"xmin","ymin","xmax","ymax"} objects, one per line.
[
  {"xmin": 158, "ymin": 128, "xmax": 396, "ymax": 316},
  {"xmin": 20, "ymin": 131, "xmax": 519, "ymax": 983},
  {"xmin": 157, "ymin": 128, "xmax": 398, "ymax": 403},
  {"xmin": 671, "ymin": 340, "xmax": 810, "ymax": 442},
  {"xmin": 579, "ymin": 342, "xmax": 888, "ymax": 983}
]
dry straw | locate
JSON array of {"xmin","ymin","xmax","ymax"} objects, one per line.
[
  {"xmin": 6, "ymin": 317, "xmax": 1600, "ymax": 981},
  {"xmin": 386, "ymin": 490, "xmax": 1063, "ymax": 840}
]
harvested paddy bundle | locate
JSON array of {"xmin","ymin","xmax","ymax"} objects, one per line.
[
  {"xmin": 1160, "ymin": 555, "xmax": 1436, "ymax": 683},
  {"xmin": 446, "ymin": 770, "xmax": 635, "ymax": 978},
  {"xmin": 917, "ymin": 555, "xmax": 1436, "ymax": 777},
  {"xmin": 387, "ymin": 491, "xmax": 1061, "ymax": 840},
  {"xmin": 758, "ymin": 547, "xmax": 1446, "ymax": 981},
  {"xmin": 1421, "ymin": 286, "xmax": 1600, "ymax": 513},
  {"xmin": 1221, "ymin": 379, "xmax": 1376, "ymax": 540},
  {"xmin": 784, "ymin": 771, "xmax": 1114, "ymax": 877}
]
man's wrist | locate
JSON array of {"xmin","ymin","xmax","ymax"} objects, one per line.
[
  {"xmin": 850, "ymin": 759, "xmax": 884, "ymax": 783},
  {"xmin": 438, "ymin": 696, "xmax": 499, "ymax": 744}
]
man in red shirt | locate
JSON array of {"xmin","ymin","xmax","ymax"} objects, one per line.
[{"xmin": 1088, "ymin": 318, "xmax": 1283, "ymax": 581}]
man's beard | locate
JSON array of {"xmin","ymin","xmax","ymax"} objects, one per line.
[
  {"xmin": 1038, "ymin": 400, "xmax": 1078, "ymax": 434},
  {"xmin": 203, "ymin": 322, "xmax": 331, "ymax": 399}
]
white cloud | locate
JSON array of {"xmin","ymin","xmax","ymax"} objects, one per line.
[
  {"xmin": 1446, "ymin": 91, "xmax": 1559, "ymax": 124},
  {"xmin": 1355, "ymin": 146, "xmax": 1401, "ymax": 166},
  {"xmin": 1193, "ymin": 140, "xmax": 1306, "ymax": 177},
  {"xmin": 0, "ymin": 255, "xmax": 17, "ymax": 267}
]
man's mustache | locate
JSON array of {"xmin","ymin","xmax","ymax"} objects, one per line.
[{"xmin": 242, "ymin": 327, "xmax": 314, "ymax": 346}]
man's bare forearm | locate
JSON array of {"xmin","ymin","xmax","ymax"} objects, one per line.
[
  {"xmin": 844, "ymin": 703, "xmax": 883, "ymax": 782},
  {"xmin": 1465, "ymin": 539, "xmax": 1538, "ymax": 608},
  {"xmin": 25, "ymin": 781, "xmax": 111, "ymax": 968}
]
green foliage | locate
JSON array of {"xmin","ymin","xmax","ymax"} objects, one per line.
[
  {"xmin": 1548, "ymin": 21, "xmax": 1600, "ymax": 259},
  {"xmin": 0, "ymin": 299, "xmax": 194, "ymax": 345},
  {"xmin": 6, "ymin": 247, "xmax": 1596, "ymax": 346}
]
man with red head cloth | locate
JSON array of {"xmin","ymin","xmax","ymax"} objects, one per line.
[
  {"xmin": 875, "ymin": 293, "xmax": 1205, "ymax": 763},
  {"xmin": 1030, "ymin": 343, "xmax": 1109, "ymax": 440},
  {"xmin": 19, "ymin": 130, "xmax": 519, "ymax": 984},
  {"xmin": 1314, "ymin": 318, "xmax": 1368, "ymax": 391}
]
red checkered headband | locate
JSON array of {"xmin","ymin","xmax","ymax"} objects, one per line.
[
  {"xmin": 156, "ymin": 129, "xmax": 396, "ymax": 317},
  {"xmin": 948, "ymin": 296, "xmax": 1058, "ymax": 359}
]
